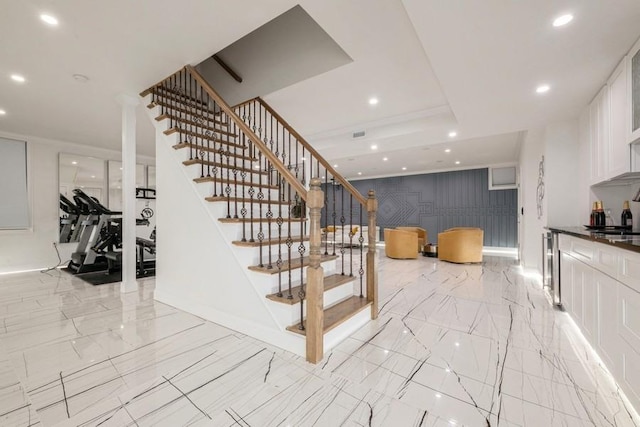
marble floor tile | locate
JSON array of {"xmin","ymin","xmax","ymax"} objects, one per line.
[{"xmin": 0, "ymin": 254, "xmax": 637, "ymax": 426}]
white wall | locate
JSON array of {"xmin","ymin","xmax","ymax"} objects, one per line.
[
  {"xmin": 519, "ymin": 128, "xmax": 546, "ymax": 271},
  {"xmin": 545, "ymin": 121, "xmax": 581, "ymax": 227},
  {"xmin": 0, "ymin": 130, "xmax": 153, "ymax": 274},
  {"xmin": 519, "ymin": 119, "xmax": 582, "ymax": 273}
]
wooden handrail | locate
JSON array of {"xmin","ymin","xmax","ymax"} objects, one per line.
[
  {"xmin": 185, "ymin": 66, "xmax": 308, "ymax": 200},
  {"xmin": 139, "ymin": 67, "xmax": 187, "ymax": 97},
  {"xmin": 254, "ymin": 97, "xmax": 367, "ymax": 207}
]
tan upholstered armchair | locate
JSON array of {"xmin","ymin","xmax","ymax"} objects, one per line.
[
  {"xmin": 396, "ymin": 227, "xmax": 427, "ymax": 252},
  {"xmin": 384, "ymin": 228, "xmax": 419, "ymax": 259},
  {"xmin": 437, "ymin": 227, "xmax": 484, "ymax": 263}
]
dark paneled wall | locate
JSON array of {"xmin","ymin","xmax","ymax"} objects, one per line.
[{"xmin": 329, "ymin": 168, "xmax": 517, "ymax": 248}]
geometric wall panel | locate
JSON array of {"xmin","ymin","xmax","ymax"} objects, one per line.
[{"xmin": 334, "ymin": 168, "xmax": 517, "ymax": 248}]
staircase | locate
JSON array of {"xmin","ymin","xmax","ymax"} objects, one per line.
[{"xmin": 140, "ymin": 66, "xmax": 378, "ymax": 363}]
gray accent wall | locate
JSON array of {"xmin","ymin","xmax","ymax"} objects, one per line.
[{"xmin": 339, "ymin": 168, "xmax": 518, "ymax": 248}]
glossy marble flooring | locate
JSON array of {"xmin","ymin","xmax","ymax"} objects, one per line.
[{"xmin": 0, "ymin": 254, "xmax": 638, "ymax": 426}]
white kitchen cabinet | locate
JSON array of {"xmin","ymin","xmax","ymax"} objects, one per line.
[
  {"xmin": 590, "ymin": 85, "xmax": 609, "ymax": 184},
  {"xmin": 618, "ymin": 283, "xmax": 640, "ymax": 404},
  {"xmin": 596, "ymin": 272, "xmax": 621, "ymax": 374},
  {"xmin": 561, "ymin": 252, "xmax": 573, "ymax": 314},
  {"xmin": 607, "ymin": 56, "xmax": 630, "ymax": 178},
  {"xmin": 629, "ymin": 37, "xmax": 640, "ymax": 144},
  {"xmin": 559, "ymin": 234, "xmax": 639, "ymax": 411}
]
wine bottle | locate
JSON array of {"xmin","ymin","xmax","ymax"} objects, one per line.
[
  {"xmin": 621, "ymin": 200, "xmax": 633, "ymax": 229},
  {"xmin": 596, "ymin": 201, "xmax": 606, "ymax": 227},
  {"xmin": 590, "ymin": 202, "xmax": 597, "ymax": 226}
]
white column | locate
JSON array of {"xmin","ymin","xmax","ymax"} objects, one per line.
[{"xmin": 117, "ymin": 94, "xmax": 140, "ymax": 293}]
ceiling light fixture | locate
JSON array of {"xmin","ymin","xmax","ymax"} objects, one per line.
[
  {"xmin": 553, "ymin": 14, "xmax": 573, "ymax": 27},
  {"xmin": 448, "ymin": 131, "xmax": 457, "ymax": 138},
  {"xmin": 91, "ymin": 175, "xmax": 96, "ymax": 178},
  {"xmin": 445, "ymin": 149, "xmax": 451, "ymax": 153},
  {"xmin": 357, "ymin": 172, "xmax": 362, "ymax": 175},
  {"xmin": 0, "ymin": 110, "xmax": 5, "ymax": 116},
  {"xmin": 40, "ymin": 14, "xmax": 59, "ymax": 26},
  {"xmin": 333, "ymin": 164, "xmax": 338, "ymax": 168},
  {"xmin": 73, "ymin": 74, "xmax": 89, "ymax": 83},
  {"xmin": 402, "ymin": 167, "xmax": 407, "ymax": 171},
  {"xmin": 301, "ymin": 157, "xmax": 306, "ymax": 161},
  {"xmin": 383, "ymin": 157, "xmax": 388, "ymax": 161},
  {"xmin": 10, "ymin": 74, "xmax": 26, "ymax": 83},
  {"xmin": 455, "ymin": 161, "xmax": 461, "ymax": 165},
  {"xmin": 369, "ymin": 97, "xmax": 379, "ymax": 105},
  {"xmin": 371, "ymin": 145, "xmax": 378, "ymax": 150},
  {"xmin": 71, "ymin": 161, "xmax": 77, "ymax": 165},
  {"xmin": 536, "ymin": 84, "xmax": 550, "ymax": 94}
]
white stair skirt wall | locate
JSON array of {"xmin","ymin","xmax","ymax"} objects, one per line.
[{"xmin": 154, "ymin": 125, "xmax": 305, "ymax": 356}]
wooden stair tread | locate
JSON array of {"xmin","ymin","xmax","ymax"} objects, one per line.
[
  {"xmin": 218, "ymin": 217, "xmax": 306, "ymax": 224},
  {"xmin": 232, "ymin": 235, "xmax": 309, "ymax": 247},
  {"xmin": 148, "ymin": 87, "xmax": 211, "ymax": 109},
  {"xmin": 148, "ymin": 101, "xmax": 222, "ymax": 123},
  {"xmin": 248, "ymin": 254, "xmax": 336, "ymax": 274},
  {"xmin": 183, "ymin": 159, "xmax": 264, "ymax": 175},
  {"xmin": 165, "ymin": 126, "xmax": 238, "ymax": 141},
  {"xmin": 173, "ymin": 143, "xmax": 255, "ymax": 162},
  {"xmin": 156, "ymin": 112, "xmax": 227, "ymax": 128},
  {"xmin": 205, "ymin": 196, "xmax": 291, "ymax": 205},
  {"xmin": 194, "ymin": 176, "xmax": 279, "ymax": 189},
  {"xmin": 286, "ymin": 296, "xmax": 371, "ymax": 336},
  {"xmin": 266, "ymin": 274, "xmax": 355, "ymax": 305}
]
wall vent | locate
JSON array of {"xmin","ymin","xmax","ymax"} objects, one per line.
[{"xmin": 352, "ymin": 130, "xmax": 366, "ymax": 138}]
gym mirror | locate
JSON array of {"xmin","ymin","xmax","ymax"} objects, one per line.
[
  {"xmin": 108, "ymin": 161, "xmax": 156, "ymax": 241},
  {"xmin": 58, "ymin": 154, "xmax": 106, "ymax": 243}
]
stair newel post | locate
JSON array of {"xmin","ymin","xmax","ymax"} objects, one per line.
[
  {"xmin": 306, "ymin": 177, "xmax": 325, "ymax": 363},
  {"xmin": 366, "ymin": 189, "xmax": 378, "ymax": 319}
]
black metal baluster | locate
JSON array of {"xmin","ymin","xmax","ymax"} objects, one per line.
[
  {"xmin": 331, "ymin": 178, "xmax": 337, "ymax": 256},
  {"xmin": 324, "ymin": 172, "xmax": 329, "ymax": 255},
  {"xmin": 276, "ymin": 171, "xmax": 284, "ymax": 296},
  {"xmin": 257, "ymin": 151, "xmax": 265, "ymax": 266},
  {"xmin": 286, "ymin": 182, "xmax": 293, "ymax": 299},
  {"xmin": 248, "ymin": 136, "xmax": 255, "ymax": 242},
  {"xmin": 359, "ymin": 208, "xmax": 364, "ymax": 298},
  {"xmin": 340, "ymin": 186, "xmax": 346, "ymax": 275},
  {"xmin": 349, "ymin": 194, "xmax": 354, "ymax": 277}
]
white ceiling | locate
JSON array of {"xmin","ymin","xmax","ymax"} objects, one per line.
[{"xmin": 1, "ymin": 0, "xmax": 640, "ymax": 178}]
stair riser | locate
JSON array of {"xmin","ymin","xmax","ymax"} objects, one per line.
[
  {"xmin": 215, "ymin": 214, "xmax": 306, "ymax": 240},
  {"xmin": 269, "ymin": 284, "xmax": 357, "ymax": 328},
  {"xmin": 247, "ymin": 259, "xmax": 341, "ymax": 293},
  {"xmin": 231, "ymin": 242, "xmax": 317, "ymax": 268},
  {"xmin": 147, "ymin": 98, "xmax": 228, "ymax": 127}
]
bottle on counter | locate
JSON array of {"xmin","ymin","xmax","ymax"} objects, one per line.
[
  {"xmin": 596, "ymin": 201, "xmax": 606, "ymax": 227},
  {"xmin": 590, "ymin": 202, "xmax": 597, "ymax": 226},
  {"xmin": 621, "ymin": 200, "xmax": 633, "ymax": 229}
]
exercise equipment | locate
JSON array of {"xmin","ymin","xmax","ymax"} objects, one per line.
[
  {"xmin": 59, "ymin": 194, "xmax": 80, "ymax": 243},
  {"xmin": 67, "ymin": 189, "xmax": 122, "ymax": 274}
]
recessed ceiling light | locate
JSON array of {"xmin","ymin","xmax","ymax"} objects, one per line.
[
  {"xmin": 455, "ymin": 161, "xmax": 461, "ymax": 165},
  {"xmin": 11, "ymin": 74, "xmax": 26, "ymax": 83},
  {"xmin": 71, "ymin": 161, "xmax": 77, "ymax": 165},
  {"xmin": 553, "ymin": 14, "xmax": 573, "ymax": 27},
  {"xmin": 40, "ymin": 14, "xmax": 59, "ymax": 26},
  {"xmin": 0, "ymin": 110, "xmax": 6, "ymax": 116},
  {"xmin": 383, "ymin": 157, "xmax": 388, "ymax": 161},
  {"xmin": 371, "ymin": 145, "xmax": 378, "ymax": 150},
  {"xmin": 301, "ymin": 157, "xmax": 306, "ymax": 161},
  {"xmin": 369, "ymin": 97, "xmax": 379, "ymax": 105},
  {"xmin": 448, "ymin": 131, "xmax": 457, "ymax": 138},
  {"xmin": 445, "ymin": 149, "xmax": 451, "ymax": 153},
  {"xmin": 119, "ymin": 167, "xmax": 123, "ymax": 170},
  {"xmin": 402, "ymin": 167, "xmax": 407, "ymax": 171},
  {"xmin": 536, "ymin": 84, "xmax": 550, "ymax": 94},
  {"xmin": 333, "ymin": 164, "xmax": 338, "ymax": 168},
  {"xmin": 91, "ymin": 175, "xmax": 96, "ymax": 178},
  {"xmin": 72, "ymin": 74, "xmax": 89, "ymax": 83},
  {"xmin": 357, "ymin": 172, "xmax": 362, "ymax": 175}
]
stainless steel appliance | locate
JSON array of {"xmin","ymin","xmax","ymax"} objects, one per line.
[{"xmin": 542, "ymin": 231, "xmax": 561, "ymax": 306}]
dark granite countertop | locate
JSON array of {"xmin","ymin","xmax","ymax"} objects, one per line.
[{"xmin": 547, "ymin": 226, "xmax": 640, "ymax": 254}]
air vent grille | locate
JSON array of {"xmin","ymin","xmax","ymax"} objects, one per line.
[{"xmin": 352, "ymin": 130, "xmax": 366, "ymax": 138}]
